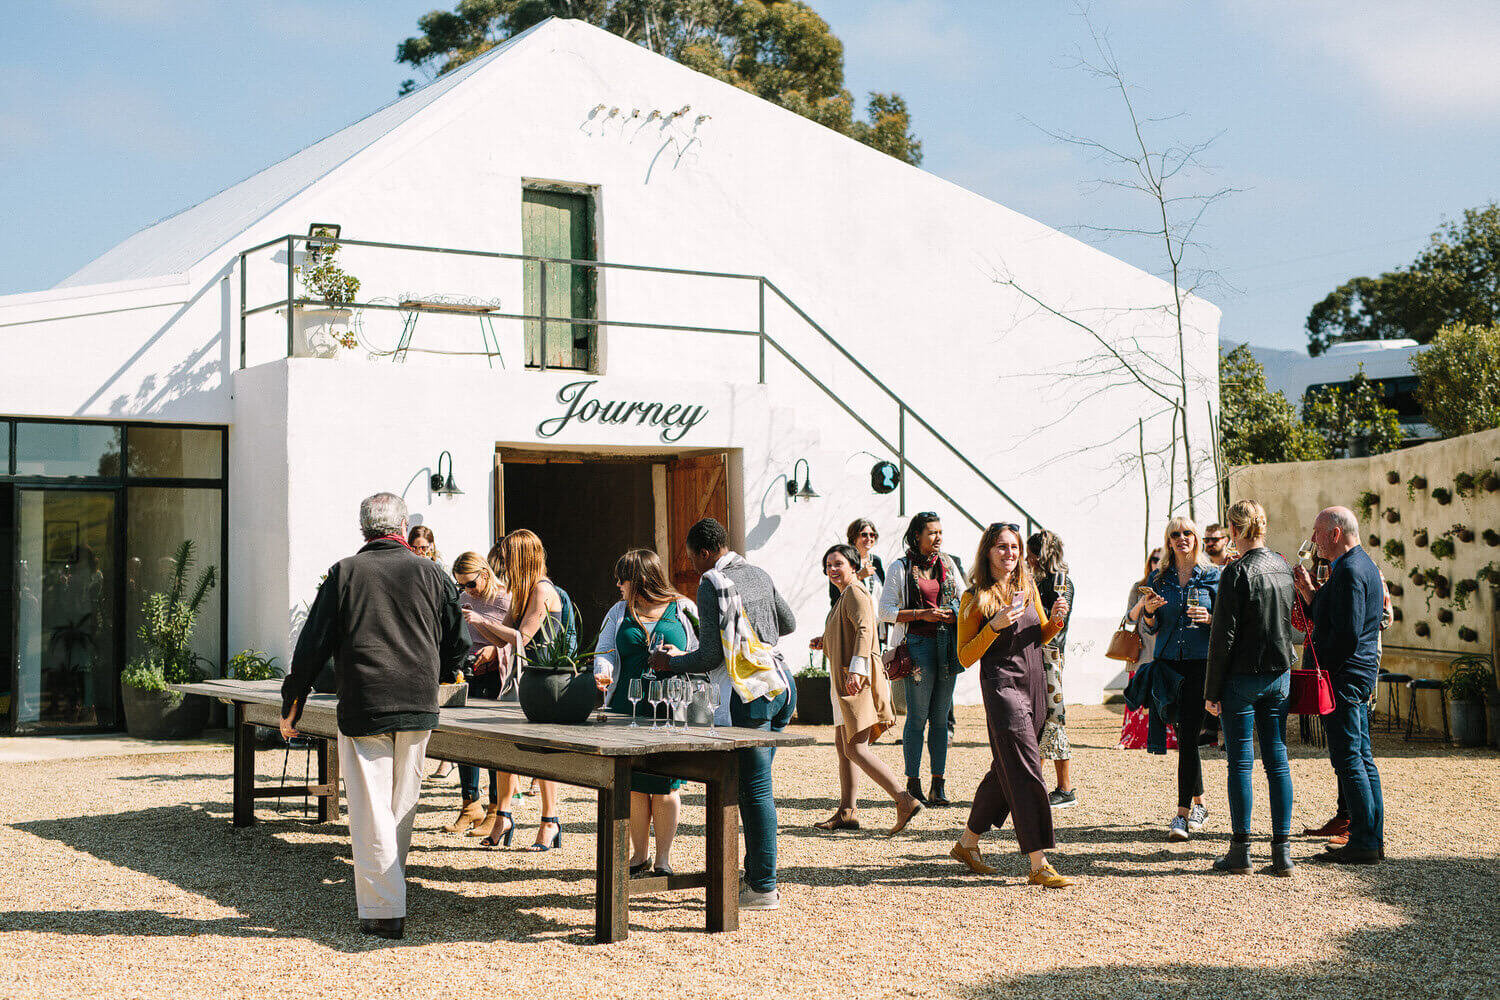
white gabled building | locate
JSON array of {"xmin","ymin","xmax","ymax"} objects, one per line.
[{"xmin": 0, "ymin": 18, "xmax": 1219, "ymax": 733}]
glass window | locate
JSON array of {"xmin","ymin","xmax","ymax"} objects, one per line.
[
  {"xmin": 126, "ymin": 487, "xmax": 223, "ymax": 676},
  {"xmin": 14, "ymin": 423, "xmax": 122, "ymax": 478},
  {"xmin": 128, "ymin": 426, "xmax": 222, "ymax": 479}
]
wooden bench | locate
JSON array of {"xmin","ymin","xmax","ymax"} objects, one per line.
[{"xmin": 176, "ymin": 679, "xmax": 812, "ymax": 942}]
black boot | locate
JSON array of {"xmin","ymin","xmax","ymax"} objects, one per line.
[
  {"xmin": 905, "ymin": 777, "xmax": 928, "ymax": 804},
  {"xmin": 1212, "ymin": 839, "xmax": 1252, "ymax": 874},
  {"xmin": 359, "ymin": 917, "xmax": 405, "ymax": 939},
  {"xmin": 1269, "ymin": 840, "xmax": 1295, "ymax": 876},
  {"xmin": 928, "ymin": 776, "xmax": 950, "ymax": 807}
]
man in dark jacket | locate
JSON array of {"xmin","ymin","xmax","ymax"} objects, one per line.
[
  {"xmin": 281, "ymin": 492, "xmax": 467, "ymax": 938},
  {"xmin": 1299, "ymin": 505, "xmax": 1385, "ymax": 865}
]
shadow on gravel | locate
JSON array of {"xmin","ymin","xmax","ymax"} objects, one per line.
[
  {"xmin": 8, "ymin": 803, "xmax": 703, "ymax": 948},
  {"xmin": 956, "ymin": 855, "xmax": 1500, "ymax": 998}
]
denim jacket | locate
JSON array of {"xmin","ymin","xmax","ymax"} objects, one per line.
[{"xmin": 1141, "ymin": 563, "xmax": 1221, "ymax": 662}]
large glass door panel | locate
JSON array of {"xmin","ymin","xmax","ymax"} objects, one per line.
[{"xmin": 15, "ymin": 490, "xmax": 118, "ymax": 730}]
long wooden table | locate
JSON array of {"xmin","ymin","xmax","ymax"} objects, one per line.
[{"xmin": 175, "ymin": 679, "xmax": 812, "ymax": 942}]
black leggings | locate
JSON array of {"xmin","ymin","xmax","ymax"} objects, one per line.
[{"xmin": 1162, "ymin": 658, "xmax": 1207, "ymax": 808}]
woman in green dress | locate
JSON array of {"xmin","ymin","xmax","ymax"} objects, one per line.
[{"xmin": 593, "ymin": 549, "xmax": 700, "ymax": 876}]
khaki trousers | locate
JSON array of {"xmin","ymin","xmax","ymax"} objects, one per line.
[{"xmin": 338, "ymin": 729, "xmax": 431, "ymax": 918}]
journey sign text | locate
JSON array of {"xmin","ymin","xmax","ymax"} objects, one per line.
[{"xmin": 536, "ymin": 380, "xmax": 710, "ymax": 443}]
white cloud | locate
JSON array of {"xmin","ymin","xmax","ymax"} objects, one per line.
[{"xmin": 1235, "ymin": 0, "xmax": 1500, "ymax": 118}]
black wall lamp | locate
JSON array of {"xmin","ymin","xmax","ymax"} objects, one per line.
[
  {"xmin": 786, "ymin": 458, "xmax": 819, "ymax": 502},
  {"xmin": 430, "ymin": 451, "xmax": 463, "ymax": 497}
]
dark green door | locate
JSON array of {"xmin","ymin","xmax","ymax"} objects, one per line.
[{"xmin": 522, "ymin": 188, "xmax": 596, "ymax": 370}]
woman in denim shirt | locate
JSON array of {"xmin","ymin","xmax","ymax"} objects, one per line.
[{"xmin": 1137, "ymin": 516, "xmax": 1221, "ymax": 842}]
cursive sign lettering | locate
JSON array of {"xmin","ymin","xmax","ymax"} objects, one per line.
[{"xmin": 536, "ymin": 379, "xmax": 710, "ymax": 443}]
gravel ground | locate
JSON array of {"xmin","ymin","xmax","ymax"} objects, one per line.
[{"xmin": 2, "ymin": 705, "xmax": 1497, "ymax": 1000}]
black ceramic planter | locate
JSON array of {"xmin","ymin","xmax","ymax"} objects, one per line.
[
  {"xmin": 122, "ymin": 686, "xmax": 210, "ymax": 740},
  {"xmin": 794, "ymin": 675, "xmax": 833, "ymax": 725}
]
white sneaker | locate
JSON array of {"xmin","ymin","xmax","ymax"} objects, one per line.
[
  {"xmin": 739, "ymin": 887, "xmax": 781, "ymax": 910},
  {"xmin": 1187, "ymin": 803, "xmax": 1209, "ymax": 832}
]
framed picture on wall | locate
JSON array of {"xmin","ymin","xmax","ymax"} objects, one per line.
[{"xmin": 46, "ymin": 521, "xmax": 79, "ymax": 564}]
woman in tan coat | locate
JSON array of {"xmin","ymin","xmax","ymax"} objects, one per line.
[{"xmin": 814, "ymin": 544, "xmax": 923, "ymax": 836}]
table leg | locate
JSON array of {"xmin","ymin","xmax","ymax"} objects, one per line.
[
  {"xmin": 594, "ymin": 757, "xmax": 632, "ymax": 943},
  {"xmin": 316, "ymin": 736, "xmax": 341, "ymax": 823},
  {"xmin": 232, "ymin": 703, "xmax": 256, "ymax": 828},
  {"xmin": 705, "ymin": 752, "xmax": 740, "ymax": 933}
]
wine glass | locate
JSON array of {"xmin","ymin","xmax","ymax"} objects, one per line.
[
  {"xmin": 1052, "ymin": 569, "xmax": 1066, "ymax": 593},
  {"xmin": 1316, "ymin": 563, "xmax": 1330, "ymax": 586},
  {"xmin": 1186, "ymin": 589, "xmax": 1202, "ymax": 626},
  {"xmin": 1298, "ymin": 537, "xmax": 1314, "ymax": 564},
  {"xmin": 627, "ymin": 677, "xmax": 644, "ymax": 727},
  {"xmin": 669, "ymin": 676, "xmax": 687, "ymax": 729},
  {"xmin": 704, "ymin": 680, "xmax": 721, "ymax": 732},
  {"xmin": 648, "ymin": 678, "xmax": 665, "ymax": 729}
]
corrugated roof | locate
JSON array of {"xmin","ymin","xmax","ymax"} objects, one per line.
[{"xmin": 57, "ymin": 23, "xmax": 541, "ymax": 288}]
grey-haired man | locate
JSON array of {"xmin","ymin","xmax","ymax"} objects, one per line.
[{"xmin": 281, "ymin": 492, "xmax": 467, "ymax": 938}]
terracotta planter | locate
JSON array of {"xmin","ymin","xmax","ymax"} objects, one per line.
[{"xmin": 122, "ymin": 685, "xmax": 210, "ymax": 740}]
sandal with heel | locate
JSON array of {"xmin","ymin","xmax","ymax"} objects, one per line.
[
  {"xmin": 527, "ymin": 816, "xmax": 563, "ymax": 851},
  {"xmin": 478, "ymin": 811, "xmax": 514, "ymax": 848}
]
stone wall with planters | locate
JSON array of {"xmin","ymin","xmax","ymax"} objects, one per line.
[{"xmin": 1229, "ymin": 426, "xmax": 1500, "ymax": 734}]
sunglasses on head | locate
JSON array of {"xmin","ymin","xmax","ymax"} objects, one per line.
[{"xmin": 989, "ymin": 522, "xmax": 1021, "ymax": 533}]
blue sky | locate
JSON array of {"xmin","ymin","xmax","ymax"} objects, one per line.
[{"xmin": 3, "ymin": 1, "xmax": 1497, "ymax": 353}]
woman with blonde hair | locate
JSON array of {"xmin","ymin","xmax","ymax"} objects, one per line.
[
  {"xmin": 486, "ymin": 529, "xmax": 567, "ymax": 850},
  {"xmin": 443, "ymin": 551, "xmax": 517, "ymax": 841},
  {"xmin": 814, "ymin": 544, "xmax": 922, "ymax": 835},
  {"xmin": 593, "ymin": 548, "xmax": 700, "ymax": 875},
  {"xmin": 1139, "ymin": 516, "xmax": 1221, "ymax": 842},
  {"xmin": 1203, "ymin": 500, "xmax": 1297, "ymax": 875},
  {"xmin": 1118, "ymin": 547, "xmax": 1178, "ymax": 751},
  {"xmin": 948, "ymin": 523, "xmax": 1073, "ymax": 888}
]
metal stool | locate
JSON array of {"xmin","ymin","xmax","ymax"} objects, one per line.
[
  {"xmin": 1378, "ymin": 672, "xmax": 1411, "ymax": 732},
  {"xmin": 1405, "ymin": 678, "xmax": 1450, "ymax": 743}
]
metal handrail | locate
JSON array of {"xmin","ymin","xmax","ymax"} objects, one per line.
[{"xmin": 238, "ymin": 234, "xmax": 1040, "ymax": 531}]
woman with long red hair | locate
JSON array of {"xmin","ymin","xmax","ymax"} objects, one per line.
[{"xmin": 948, "ymin": 522, "xmax": 1073, "ymax": 888}]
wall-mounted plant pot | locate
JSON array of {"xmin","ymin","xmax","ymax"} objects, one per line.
[
  {"xmin": 1391, "ymin": 607, "xmax": 1403, "ymax": 622},
  {"xmin": 1453, "ymin": 525, "xmax": 1475, "ymax": 543},
  {"xmin": 1368, "ymin": 534, "xmax": 1381, "ymax": 548},
  {"xmin": 1409, "ymin": 567, "xmax": 1424, "ymax": 583},
  {"xmin": 1434, "ymin": 577, "xmax": 1452, "ymax": 599},
  {"xmin": 1483, "ymin": 528, "xmax": 1500, "ymax": 546},
  {"xmin": 1384, "ymin": 508, "xmax": 1401, "ymax": 524},
  {"xmin": 1414, "ymin": 621, "xmax": 1431, "ymax": 637},
  {"xmin": 1433, "ymin": 487, "xmax": 1453, "ymax": 505},
  {"xmin": 1430, "ymin": 538, "xmax": 1456, "ymax": 559},
  {"xmin": 1482, "ymin": 470, "xmax": 1500, "ymax": 493},
  {"xmin": 1387, "ymin": 582, "xmax": 1404, "ymax": 597},
  {"xmin": 1437, "ymin": 608, "xmax": 1454, "ymax": 624},
  {"xmin": 1411, "ymin": 476, "xmax": 1428, "ymax": 490},
  {"xmin": 1455, "ymin": 472, "xmax": 1477, "ymax": 496},
  {"xmin": 1459, "ymin": 626, "xmax": 1479, "ymax": 643},
  {"xmin": 1413, "ymin": 529, "xmax": 1428, "ymax": 548},
  {"xmin": 1386, "ymin": 470, "xmax": 1401, "ymax": 484}
]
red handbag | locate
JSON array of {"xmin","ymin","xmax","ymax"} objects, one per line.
[
  {"xmin": 1289, "ymin": 641, "xmax": 1335, "ymax": 716},
  {"xmin": 882, "ymin": 640, "xmax": 915, "ymax": 682}
]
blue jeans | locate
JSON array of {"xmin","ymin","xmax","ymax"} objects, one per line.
[
  {"xmin": 1325, "ymin": 697, "xmax": 1384, "ymax": 852},
  {"xmin": 903, "ymin": 629, "xmax": 958, "ymax": 779},
  {"xmin": 1220, "ymin": 672, "xmax": 1292, "ymax": 838},
  {"xmin": 731, "ymin": 681, "xmax": 796, "ymax": 893},
  {"xmin": 460, "ymin": 766, "xmax": 498, "ymax": 804}
]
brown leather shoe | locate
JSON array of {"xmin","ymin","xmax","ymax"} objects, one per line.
[
  {"xmin": 443, "ymin": 799, "xmax": 485, "ymax": 834},
  {"xmin": 1302, "ymin": 814, "xmax": 1350, "ymax": 838},
  {"xmin": 465, "ymin": 803, "xmax": 502, "ymax": 838},
  {"xmin": 950, "ymin": 841, "xmax": 999, "ymax": 875},
  {"xmin": 1326, "ymin": 832, "xmax": 1350, "ymax": 848},
  {"xmin": 1027, "ymin": 864, "xmax": 1075, "ymax": 888},
  {"xmin": 887, "ymin": 793, "xmax": 922, "ymax": 836},
  {"xmin": 814, "ymin": 808, "xmax": 861, "ymax": 831}
]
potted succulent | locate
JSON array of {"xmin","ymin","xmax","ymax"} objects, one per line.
[
  {"xmin": 794, "ymin": 651, "xmax": 833, "ymax": 725},
  {"xmin": 517, "ymin": 627, "xmax": 602, "ymax": 725},
  {"xmin": 121, "ymin": 541, "xmax": 218, "ymax": 739},
  {"xmin": 1447, "ymin": 655, "xmax": 1493, "ymax": 747},
  {"xmin": 285, "ymin": 240, "xmax": 361, "ymax": 358}
]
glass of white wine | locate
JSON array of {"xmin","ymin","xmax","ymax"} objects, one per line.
[
  {"xmin": 1186, "ymin": 589, "xmax": 1203, "ymax": 626},
  {"xmin": 1298, "ymin": 537, "xmax": 1314, "ymax": 564},
  {"xmin": 1316, "ymin": 563, "xmax": 1330, "ymax": 586}
]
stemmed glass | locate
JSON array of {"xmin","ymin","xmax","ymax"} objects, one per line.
[
  {"xmin": 1315, "ymin": 563, "xmax": 1330, "ymax": 586},
  {"xmin": 704, "ymin": 680, "xmax": 721, "ymax": 732},
  {"xmin": 627, "ymin": 678, "xmax": 644, "ymax": 727},
  {"xmin": 668, "ymin": 676, "xmax": 687, "ymax": 729},
  {"xmin": 1186, "ymin": 589, "xmax": 1203, "ymax": 627},
  {"xmin": 648, "ymin": 678, "xmax": 665, "ymax": 729}
]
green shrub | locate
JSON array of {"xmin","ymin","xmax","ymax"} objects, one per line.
[
  {"xmin": 228, "ymin": 650, "xmax": 280, "ymax": 681},
  {"xmin": 134, "ymin": 540, "xmax": 218, "ymax": 686},
  {"xmin": 121, "ymin": 661, "xmax": 169, "ymax": 692}
]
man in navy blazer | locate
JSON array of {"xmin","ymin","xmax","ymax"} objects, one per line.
[{"xmin": 1297, "ymin": 506, "xmax": 1385, "ymax": 864}]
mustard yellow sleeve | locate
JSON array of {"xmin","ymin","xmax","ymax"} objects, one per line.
[
  {"xmin": 957, "ymin": 592, "xmax": 999, "ymax": 668},
  {"xmin": 1037, "ymin": 589, "xmax": 1064, "ymax": 645}
]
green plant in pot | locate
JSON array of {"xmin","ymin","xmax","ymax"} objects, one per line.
[
  {"xmin": 228, "ymin": 650, "xmax": 280, "ymax": 681},
  {"xmin": 1354, "ymin": 491, "xmax": 1380, "ymax": 520},
  {"xmin": 1382, "ymin": 539, "xmax": 1405, "ymax": 569},
  {"xmin": 1447, "ymin": 654, "xmax": 1493, "ymax": 746},
  {"xmin": 793, "ymin": 649, "xmax": 834, "ymax": 725},
  {"xmin": 1432, "ymin": 486, "xmax": 1453, "ymax": 505},
  {"xmin": 121, "ymin": 540, "xmax": 218, "ymax": 739},
  {"xmin": 291, "ymin": 241, "xmax": 360, "ymax": 355},
  {"xmin": 1430, "ymin": 537, "xmax": 1456, "ymax": 559},
  {"xmin": 517, "ymin": 622, "xmax": 604, "ymax": 725}
]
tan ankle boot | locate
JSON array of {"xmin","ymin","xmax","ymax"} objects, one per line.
[
  {"xmin": 444, "ymin": 799, "xmax": 486, "ymax": 834},
  {"xmin": 466, "ymin": 803, "xmax": 502, "ymax": 838}
]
